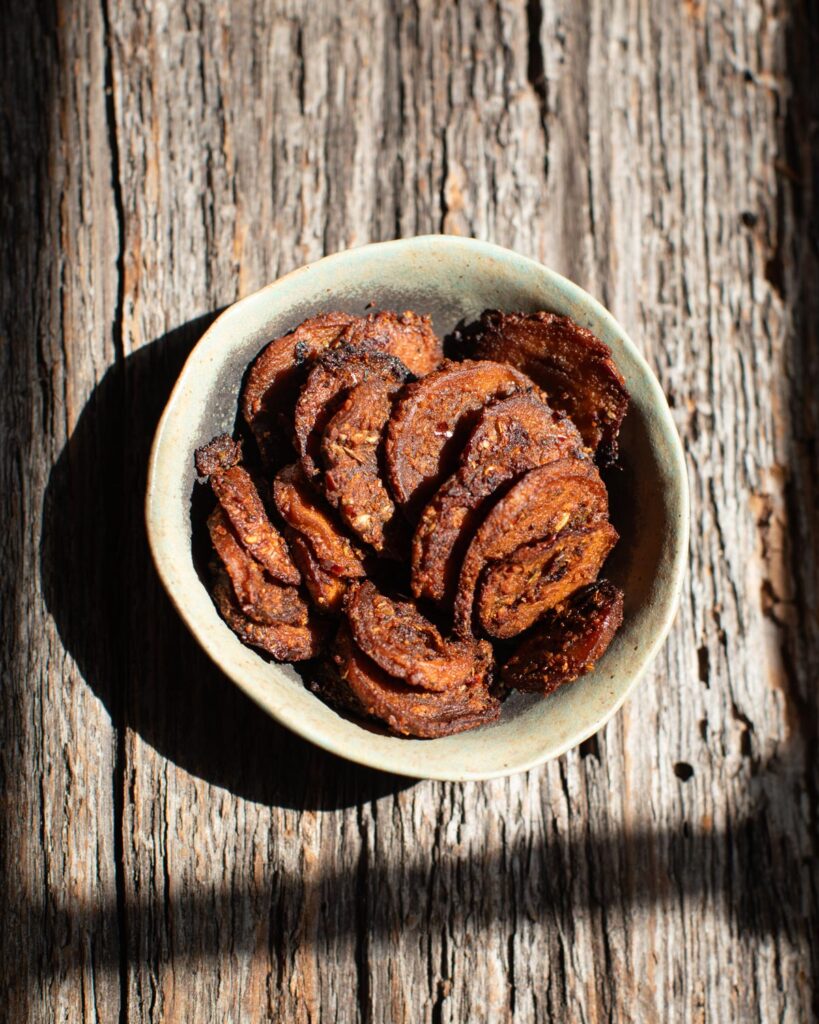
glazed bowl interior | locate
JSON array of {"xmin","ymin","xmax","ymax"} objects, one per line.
[{"xmin": 146, "ymin": 236, "xmax": 688, "ymax": 781}]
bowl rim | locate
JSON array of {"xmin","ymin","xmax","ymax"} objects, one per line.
[{"xmin": 146, "ymin": 234, "xmax": 689, "ymax": 781}]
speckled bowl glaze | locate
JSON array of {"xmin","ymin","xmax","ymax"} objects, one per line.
[{"xmin": 146, "ymin": 236, "xmax": 688, "ymax": 781}]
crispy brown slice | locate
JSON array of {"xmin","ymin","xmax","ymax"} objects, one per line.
[
  {"xmin": 241, "ymin": 312, "xmax": 358, "ymax": 465},
  {"xmin": 294, "ymin": 346, "xmax": 410, "ymax": 482},
  {"xmin": 458, "ymin": 311, "xmax": 629, "ymax": 464},
  {"xmin": 194, "ymin": 433, "xmax": 242, "ymax": 477},
  {"xmin": 211, "ymin": 568, "xmax": 326, "ymax": 661},
  {"xmin": 345, "ymin": 580, "xmax": 482, "ymax": 692},
  {"xmin": 321, "ymin": 371, "xmax": 409, "ymax": 553},
  {"xmin": 384, "ymin": 359, "xmax": 536, "ymax": 514},
  {"xmin": 501, "ymin": 580, "xmax": 624, "ymax": 693},
  {"xmin": 331, "ymin": 628, "xmax": 500, "ymax": 738},
  {"xmin": 284, "ymin": 527, "xmax": 347, "ymax": 614},
  {"xmin": 476, "ymin": 521, "xmax": 619, "ymax": 638},
  {"xmin": 412, "ymin": 393, "xmax": 583, "ymax": 605},
  {"xmin": 272, "ymin": 463, "xmax": 366, "ymax": 579},
  {"xmin": 452, "ymin": 458, "xmax": 609, "ymax": 637},
  {"xmin": 208, "ymin": 507, "xmax": 308, "ymax": 626},
  {"xmin": 208, "ymin": 465, "xmax": 301, "ymax": 585},
  {"xmin": 336, "ymin": 310, "xmax": 443, "ymax": 377}
]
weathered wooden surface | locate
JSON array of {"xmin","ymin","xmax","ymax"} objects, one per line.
[{"xmin": 2, "ymin": 0, "xmax": 817, "ymax": 1020}]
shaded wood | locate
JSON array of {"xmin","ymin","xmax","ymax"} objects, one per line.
[{"xmin": 2, "ymin": 0, "xmax": 817, "ymax": 1021}]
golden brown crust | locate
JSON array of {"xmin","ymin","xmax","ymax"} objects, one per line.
[
  {"xmin": 294, "ymin": 345, "xmax": 410, "ymax": 482},
  {"xmin": 336, "ymin": 310, "xmax": 443, "ymax": 377},
  {"xmin": 384, "ymin": 359, "xmax": 537, "ymax": 514},
  {"xmin": 196, "ymin": 304, "xmax": 628, "ymax": 736},
  {"xmin": 331, "ymin": 627, "xmax": 500, "ymax": 738},
  {"xmin": 208, "ymin": 507, "xmax": 309, "ymax": 626},
  {"xmin": 194, "ymin": 433, "xmax": 243, "ymax": 477},
  {"xmin": 501, "ymin": 579, "xmax": 624, "ymax": 693},
  {"xmin": 452, "ymin": 458, "xmax": 609, "ymax": 637},
  {"xmin": 476, "ymin": 521, "xmax": 619, "ymax": 638},
  {"xmin": 209, "ymin": 465, "xmax": 301, "ymax": 585},
  {"xmin": 212, "ymin": 569, "xmax": 326, "ymax": 661},
  {"xmin": 321, "ymin": 369, "xmax": 409, "ymax": 553},
  {"xmin": 241, "ymin": 312, "xmax": 358, "ymax": 466},
  {"xmin": 411, "ymin": 393, "xmax": 583, "ymax": 604},
  {"xmin": 284, "ymin": 527, "xmax": 348, "ymax": 614},
  {"xmin": 345, "ymin": 580, "xmax": 482, "ymax": 692},
  {"xmin": 272, "ymin": 462, "xmax": 366, "ymax": 579},
  {"xmin": 459, "ymin": 310, "xmax": 629, "ymax": 464}
]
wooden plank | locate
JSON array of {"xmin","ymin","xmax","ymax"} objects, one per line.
[
  {"xmin": 1, "ymin": 0, "xmax": 816, "ymax": 1021},
  {"xmin": 1, "ymin": 1, "xmax": 123, "ymax": 1021}
]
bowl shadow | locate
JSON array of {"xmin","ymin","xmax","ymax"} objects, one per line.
[
  {"xmin": 39, "ymin": 312, "xmax": 412, "ymax": 812},
  {"xmin": 36, "ymin": 309, "xmax": 816, "ymax": 1006}
]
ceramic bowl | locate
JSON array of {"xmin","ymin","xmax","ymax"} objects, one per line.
[{"xmin": 146, "ymin": 236, "xmax": 688, "ymax": 781}]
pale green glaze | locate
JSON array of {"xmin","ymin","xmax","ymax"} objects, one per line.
[{"xmin": 146, "ymin": 236, "xmax": 689, "ymax": 781}]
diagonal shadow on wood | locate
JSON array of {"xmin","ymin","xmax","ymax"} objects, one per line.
[
  {"xmin": 9, "ymin": 810, "xmax": 813, "ymax": 984},
  {"xmin": 35, "ymin": 309, "xmax": 817, "ymax": 1001},
  {"xmin": 27, "ymin": 0, "xmax": 819, "ymax": 1015}
]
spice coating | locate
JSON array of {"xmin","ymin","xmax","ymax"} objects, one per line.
[
  {"xmin": 284, "ymin": 527, "xmax": 348, "ymax": 614},
  {"xmin": 336, "ymin": 309, "xmax": 443, "ymax": 377},
  {"xmin": 295, "ymin": 345, "xmax": 410, "ymax": 482},
  {"xmin": 212, "ymin": 569, "xmax": 326, "ymax": 662},
  {"xmin": 208, "ymin": 506, "xmax": 309, "ymax": 626},
  {"xmin": 242, "ymin": 312, "xmax": 357, "ymax": 466},
  {"xmin": 272, "ymin": 462, "xmax": 366, "ymax": 579},
  {"xmin": 331, "ymin": 627, "xmax": 500, "ymax": 738},
  {"xmin": 321, "ymin": 368, "xmax": 409, "ymax": 553},
  {"xmin": 452, "ymin": 458, "xmax": 609, "ymax": 637},
  {"xmin": 345, "ymin": 580, "xmax": 484, "ymax": 692},
  {"xmin": 458, "ymin": 310, "xmax": 629, "ymax": 464},
  {"xmin": 476, "ymin": 521, "xmax": 618, "ymax": 638},
  {"xmin": 384, "ymin": 359, "xmax": 535, "ymax": 513},
  {"xmin": 412, "ymin": 392, "xmax": 582, "ymax": 605},
  {"xmin": 194, "ymin": 305, "xmax": 628, "ymax": 736},
  {"xmin": 501, "ymin": 580, "xmax": 624, "ymax": 693}
]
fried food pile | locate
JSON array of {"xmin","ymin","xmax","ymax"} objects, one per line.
[{"xmin": 194, "ymin": 308, "xmax": 629, "ymax": 738}]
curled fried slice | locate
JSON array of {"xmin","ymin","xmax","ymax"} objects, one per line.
[
  {"xmin": 195, "ymin": 433, "xmax": 242, "ymax": 477},
  {"xmin": 385, "ymin": 359, "xmax": 536, "ymax": 513},
  {"xmin": 241, "ymin": 312, "xmax": 358, "ymax": 465},
  {"xmin": 412, "ymin": 393, "xmax": 583, "ymax": 604},
  {"xmin": 501, "ymin": 580, "xmax": 624, "ymax": 693},
  {"xmin": 208, "ymin": 507, "xmax": 308, "ymax": 626},
  {"xmin": 453, "ymin": 458, "xmax": 609, "ymax": 637},
  {"xmin": 294, "ymin": 346, "xmax": 410, "ymax": 481},
  {"xmin": 459, "ymin": 311, "xmax": 629, "ymax": 464},
  {"xmin": 272, "ymin": 463, "xmax": 366, "ymax": 579},
  {"xmin": 208, "ymin": 465, "xmax": 301, "ymax": 585},
  {"xmin": 284, "ymin": 527, "xmax": 347, "ymax": 614},
  {"xmin": 336, "ymin": 310, "xmax": 443, "ymax": 377},
  {"xmin": 321, "ymin": 373, "xmax": 408, "ymax": 553},
  {"xmin": 212, "ymin": 569, "xmax": 326, "ymax": 661},
  {"xmin": 476, "ymin": 522, "xmax": 618, "ymax": 638},
  {"xmin": 345, "ymin": 580, "xmax": 481, "ymax": 692},
  {"xmin": 332, "ymin": 628, "xmax": 500, "ymax": 738}
]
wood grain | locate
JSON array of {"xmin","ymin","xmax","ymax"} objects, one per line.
[{"xmin": 2, "ymin": 0, "xmax": 817, "ymax": 1021}]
